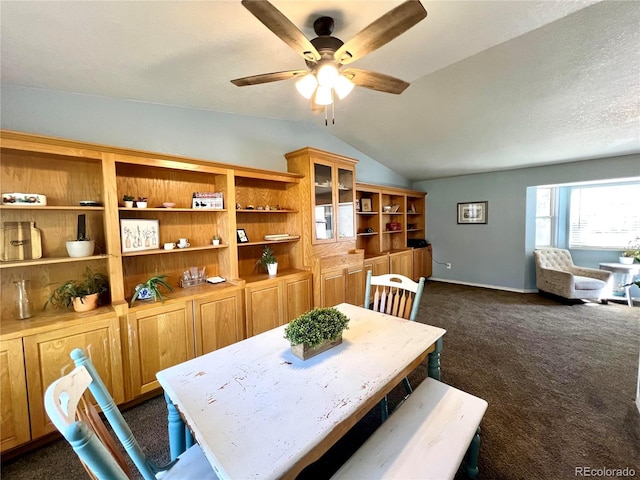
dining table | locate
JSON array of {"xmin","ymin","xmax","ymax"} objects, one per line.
[{"xmin": 156, "ymin": 302, "xmax": 446, "ymax": 480}]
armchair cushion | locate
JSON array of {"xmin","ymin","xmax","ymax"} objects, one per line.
[{"xmin": 533, "ymin": 248, "xmax": 612, "ymax": 301}]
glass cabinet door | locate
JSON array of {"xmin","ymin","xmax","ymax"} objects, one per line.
[
  {"xmin": 337, "ymin": 167, "xmax": 355, "ymax": 240},
  {"xmin": 314, "ymin": 163, "xmax": 334, "ymax": 241}
]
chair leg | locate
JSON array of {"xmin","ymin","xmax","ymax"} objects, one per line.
[
  {"xmin": 401, "ymin": 377, "xmax": 413, "ymax": 396},
  {"xmin": 380, "ymin": 396, "xmax": 389, "ymax": 422},
  {"xmin": 464, "ymin": 426, "xmax": 482, "ymax": 479}
]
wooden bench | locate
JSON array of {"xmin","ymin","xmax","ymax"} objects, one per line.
[{"xmin": 331, "ymin": 378, "xmax": 488, "ymax": 480}]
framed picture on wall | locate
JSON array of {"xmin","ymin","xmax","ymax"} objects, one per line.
[
  {"xmin": 361, "ymin": 198, "xmax": 372, "ymax": 212},
  {"xmin": 457, "ymin": 201, "xmax": 488, "ymax": 224}
]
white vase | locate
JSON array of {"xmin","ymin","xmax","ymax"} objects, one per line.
[
  {"xmin": 124, "ymin": 200, "xmax": 134, "ymax": 208},
  {"xmin": 267, "ymin": 262, "xmax": 278, "ymax": 276},
  {"xmin": 136, "ymin": 201, "xmax": 147, "ymax": 209},
  {"xmin": 66, "ymin": 240, "xmax": 95, "ymax": 258},
  {"xmin": 619, "ymin": 257, "xmax": 635, "ymax": 265}
]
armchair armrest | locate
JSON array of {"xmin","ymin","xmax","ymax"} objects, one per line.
[{"xmin": 571, "ymin": 267, "xmax": 612, "ymax": 282}]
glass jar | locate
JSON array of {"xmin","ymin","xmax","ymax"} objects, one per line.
[{"xmin": 14, "ymin": 279, "xmax": 33, "ymax": 319}]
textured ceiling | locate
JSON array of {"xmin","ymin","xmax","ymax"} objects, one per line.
[{"xmin": 1, "ymin": 1, "xmax": 638, "ymax": 180}]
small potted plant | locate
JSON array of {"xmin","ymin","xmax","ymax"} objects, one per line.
[
  {"xmin": 122, "ymin": 195, "xmax": 134, "ymax": 208},
  {"xmin": 45, "ymin": 268, "xmax": 109, "ymax": 313},
  {"xmin": 130, "ymin": 273, "xmax": 174, "ymax": 306},
  {"xmin": 212, "ymin": 234, "xmax": 221, "ymax": 246},
  {"xmin": 284, "ymin": 307, "xmax": 350, "ymax": 360},
  {"xmin": 257, "ymin": 245, "xmax": 278, "ymax": 275},
  {"xmin": 621, "ymin": 237, "xmax": 640, "ymax": 264},
  {"xmin": 135, "ymin": 196, "xmax": 148, "ymax": 209}
]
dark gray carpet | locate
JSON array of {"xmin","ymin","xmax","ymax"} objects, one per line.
[{"xmin": 2, "ymin": 281, "xmax": 639, "ymax": 479}]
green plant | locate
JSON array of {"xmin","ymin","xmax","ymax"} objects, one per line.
[
  {"xmin": 622, "ymin": 237, "xmax": 640, "ymax": 262},
  {"xmin": 212, "ymin": 234, "xmax": 221, "ymax": 241},
  {"xmin": 284, "ymin": 307, "xmax": 350, "ymax": 348},
  {"xmin": 130, "ymin": 273, "xmax": 174, "ymax": 306},
  {"xmin": 122, "ymin": 194, "xmax": 134, "ymax": 202},
  {"xmin": 136, "ymin": 196, "xmax": 148, "ymax": 202},
  {"xmin": 45, "ymin": 268, "xmax": 109, "ymax": 309},
  {"xmin": 256, "ymin": 245, "xmax": 277, "ymax": 271}
]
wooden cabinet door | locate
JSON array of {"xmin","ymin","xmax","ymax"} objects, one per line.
[
  {"xmin": 283, "ymin": 274, "xmax": 312, "ymax": 322},
  {"xmin": 389, "ymin": 250, "xmax": 413, "ymax": 278},
  {"xmin": 346, "ymin": 265, "xmax": 366, "ymax": 307},
  {"xmin": 124, "ymin": 302, "xmax": 194, "ymax": 398},
  {"xmin": 245, "ymin": 281, "xmax": 283, "ymax": 337},
  {"xmin": 0, "ymin": 338, "xmax": 30, "ymax": 451},
  {"xmin": 194, "ymin": 289, "xmax": 244, "ymax": 356},
  {"xmin": 24, "ymin": 314, "xmax": 124, "ymax": 438},
  {"xmin": 320, "ymin": 269, "xmax": 346, "ymax": 307},
  {"xmin": 413, "ymin": 247, "xmax": 432, "ymax": 280}
]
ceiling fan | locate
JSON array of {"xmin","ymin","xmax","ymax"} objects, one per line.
[{"xmin": 231, "ymin": 0, "xmax": 427, "ymax": 113}]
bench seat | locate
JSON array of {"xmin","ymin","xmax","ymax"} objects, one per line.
[{"xmin": 331, "ymin": 378, "xmax": 488, "ymax": 480}]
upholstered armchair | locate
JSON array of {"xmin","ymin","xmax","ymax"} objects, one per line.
[{"xmin": 533, "ymin": 248, "xmax": 612, "ymax": 302}]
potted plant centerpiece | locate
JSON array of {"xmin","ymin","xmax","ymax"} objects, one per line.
[
  {"xmin": 45, "ymin": 268, "xmax": 109, "ymax": 313},
  {"xmin": 130, "ymin": 273, "xmax": 174, "ymax": 306},
  {"xmin": 257, "ymin": 245, "xmax": 278, "ymax": 275},
  {"xmin": 620, "ymin": 237, "xmax": 640, "ymax": 264},
  {"xmin": 284, "ymin": 307, "xmax": 350, "ymax": 360}
]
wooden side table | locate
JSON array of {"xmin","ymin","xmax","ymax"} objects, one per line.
[{"xmin": 599, "ymin": 262, "xmax": 640, "ymax": 306}]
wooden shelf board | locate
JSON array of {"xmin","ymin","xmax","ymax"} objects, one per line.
[
  {"xmin": 121, "ymin": 245, "xmax": 227, "ymax": 257},
  {"xmin": 118, "ymin": 207, "xmax": 226, "ymax": 212},
  {"xmin": 0, "ymin": 254, "xmax": 108, "ymax": 269},
  {"xmin": 236, "ymin": 209, "xmax": 297, "ymax": 213},
  {"xmin": 0, "ymin": 205, "xmax": 104, "ymax": 211},
  {"xmin": 238, "ymin": 238, "xmax": 301, "ymax": 247},
  {"xmin": 357, "ymin": 232, "xmax": 378, "ymax": 236}
]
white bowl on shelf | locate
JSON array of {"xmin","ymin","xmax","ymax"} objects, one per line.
[
  {"xmin": 66, "ymin": 240, "xmax": 95, "ymax": 258},
  {"xmin": 162, "ymin": 202, "xmax": 176, "ymax": 208}
]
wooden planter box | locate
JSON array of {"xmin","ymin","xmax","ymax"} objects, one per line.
[{"xmin": 291, "ymin": 335, "xmax": 343, "ymax": 361}]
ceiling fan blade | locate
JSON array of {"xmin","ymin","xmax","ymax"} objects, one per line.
[
  {"xmin": 334, "ymin": 0, "xmax": 427, "ymax": 65},
  {"xmin": 231, "ymin": 70, "xmax": 307, "ymax": 87},
  {"xmin": 241, "ymin": 0, "xmax": 320, "ymax": 62},
  {"xmin": 342, "ymin": 68, "xmax": 410, "ymax": 94}
]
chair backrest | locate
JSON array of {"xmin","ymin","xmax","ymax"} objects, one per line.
[
  {"xmin": 45, "ymin": 365, "xmax": 132, "ymax": 480},
  {"xmin": 45, "ymin": 348, "xmax": 170, "ymax": 480},
  {"xmin": 533, "ymin": 248, "xmax": 575, "ymax": 270},
  {"xmin": 364, "ymin": 270, "xmax": 425, "ymax": 321}
]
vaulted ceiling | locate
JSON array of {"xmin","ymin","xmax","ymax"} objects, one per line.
[{"xmin": 1, "ymin": 1, "xmax": 638, "ymax": 180}]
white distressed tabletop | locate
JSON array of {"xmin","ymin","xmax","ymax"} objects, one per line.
[{"xmin": 156, "ymin": 303, "xmax": 446, "ymax": 480}]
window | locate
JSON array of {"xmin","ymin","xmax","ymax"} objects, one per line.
[
  {"xmin": 535, "ymin": 187, "xmax": 556, "ymax": 247},
  {"xmin": 569, "ymin": 182, "xmax": 640, "ymax": 249}
]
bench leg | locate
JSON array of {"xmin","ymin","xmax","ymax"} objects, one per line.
[
  {"xmin": 428, "ymin": 338, "xmax": 443, "ymax": 380},
  {"xmin": 165, "ymin": 392, "xmax": 187, "ymax": 461},
  {"xmin": 464, "ymin": 426, "xmax": 482, "ymax": 479}
]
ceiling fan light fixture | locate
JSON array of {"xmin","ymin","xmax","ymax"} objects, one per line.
[
  {"xmin": 314, "ymin": 85, "xmax": 333, "ymax": 105},
  {"xmin": 334, "ymin": 74, "xmax": 355, "ymax": 99},
  {"xmin": 316, "ymin": 63, "xmax": 339, "ymax": 88},
  {"xmin": 295, "ymin": 73, "xmax": 318, "ymax": 99}
]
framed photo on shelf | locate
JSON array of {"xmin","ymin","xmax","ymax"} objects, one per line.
[
  {"xmin": 457, "ymin": 201, "xmax": 488, "ymax": 224},
  {"xmin": 361, "ymin": 198, "xmax": 372, "ymax": 212},
  {"xmin": 237, "ymin": 228, "xmax": 249, "ymax": 243},
  {"xmin": 355, "ymin": 199, "xmax": 361, "ymax": 212},
  {"xmin": 120, "ymin": 219, "xmax": 159, "ymax": 252}
]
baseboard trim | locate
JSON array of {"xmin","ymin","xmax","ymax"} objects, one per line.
[{"xmin": 428, "ymin": 277, "xmax": 537, "ymax": 294}]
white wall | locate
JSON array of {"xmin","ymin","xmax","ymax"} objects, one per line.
[
  {"xmin": 0, "ymin": 85, "xmax": 410, "ymax": 188},
  {"xmin": 414, "ymin": 156, "xmax": 640, "ymax": 291}
]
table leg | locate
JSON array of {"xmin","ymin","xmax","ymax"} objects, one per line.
[
  {"xmin": 428, "ymin": 338, "xmax": 443, "ymax": 380},
  {"xmin": 165, "ymin": 392, "xmax": 187, "ymax": 461}
]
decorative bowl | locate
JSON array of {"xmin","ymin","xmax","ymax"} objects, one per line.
[
  {"xmin": 162, "ymin": 202, "xmax": 176, "ymax": 208},
  {"xmin": 66, "ymin": 240, "xmax": 95, "ymax": 258}
]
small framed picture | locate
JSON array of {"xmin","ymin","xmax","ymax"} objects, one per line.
[
  {"xmin": 457, "ymin": 201, "xmax": 488, "ymax": 224},
  {"xmin": 355, "ymin": 198, "xmax": 361, "ymax": 212},
  {"xmin": 237, "ymin": 228, "xmax": 249, "ymax": 243},
  {"xmin": 120, "ymin": 219, "xmax": 159, "ymax": 252},
  {"xmin": 361, "ymin": 198, "xmax": 372, "ymax": 212}
]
